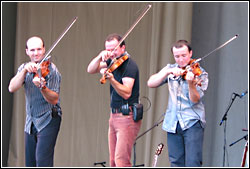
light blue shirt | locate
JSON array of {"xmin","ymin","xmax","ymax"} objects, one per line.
[
  {"xmin": 161, "ymin": 63, "xmax": 208, "ymax": 133},
  {"xmin": 17, "ymin": 62, "xmax": 61, "ymax": 134}
]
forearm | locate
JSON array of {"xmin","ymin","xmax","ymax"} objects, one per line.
[
  {"xmin": 87, "ymin": 55, "xmax": 103, "ymax": 74},
  {"xmin": 40, "ymin": 87, "xmax": 59, "ymax": 105},
  {"xmin": 188, "ymin": 82, "xmax": 200, "ymax": 103},
  {"xmin": 147, "ymin": 67, "xmax": 171, "ymax": 88},
  {"xmin": 147, "ymin": 74, "xmax": 164, "ymax": 88},
  {"xmin": 8, "ymin": 69, "xmax": 27, "ymax": 93},
  {"xmin": 109, "ymin": 78, "xmax": 132, "ymax": 100}
]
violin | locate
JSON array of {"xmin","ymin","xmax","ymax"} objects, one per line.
[
  {"xmin": 100, "ymin": 55, "xmax": 129, "ymax": 84},
  {"xmin": 178, "ymin": 34, "xmax": 238, "ymax": 86},
  {"xmin": 182, "ymin": 59, "xmax": 202, "ymax": 79},
  {"xmin": 33, "ymin": 60, "xmax": 50, "ymax": 89},
  {"xmin": 34, "ymin": 60, "xmax": 50, "ymax": 79},
  {"xmin": 181, "ymin": 59, "xmax": 202, "ymax": 86}
]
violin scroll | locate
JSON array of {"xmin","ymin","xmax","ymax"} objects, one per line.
[
  {"xmin": 100, "ymin": 69, "xmax": 111, "ymax": 84},
  {"xmin": 100, "ymin": 76, "xmax": 106, "ymax": 84}
]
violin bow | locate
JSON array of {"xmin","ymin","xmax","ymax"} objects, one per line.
[
  {"xmin": 109, "ymin": 4, "xmax": 152, "ymax": 66},
  {"xmin": 194, "ymin": 34, "xmax": 239, "ymax": 64},
  {"xmin": 38, "ymin": 16, "xmax": 78, "ymax": 67}
]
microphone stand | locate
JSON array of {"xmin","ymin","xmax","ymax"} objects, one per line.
[
  {"xmin": 219, "ymin": 93, "xmax": 238, "ymax": 126},
  {"xmin": 133, "ymin": 117, "xmax": 164, "ymax": 167},
  {"xmin": 219, "ymin": 93, "xmax": 238, "ymax": 167},
  {"xmin": 229, "ymin": 134, "xmax": 248, "ymax": 147},
  {"xmin": 94, "ymin": 161, "xmax": 106, "ymax": 167}
]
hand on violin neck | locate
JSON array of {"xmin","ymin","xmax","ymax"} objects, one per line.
[
  {"xmin": 100, "ymin": 68, "xmax": 114, "ymax": 81},
  {"xmin": 185, "ymin": 71, "xmax": 195, "ymax": 81},
  {"xmin": 186, "ymin": 72, "xmax": 202, "ymax": 87},
  {"xmin": 105, "ymin": 72, "xmax": 114, "ymax": 80},
  {"xmin": 33, "ymin": 76, "xmax": 46, "ymax": 89},
  {"xmin": 100, "ymin": 68, "xmax": 107, "ymax": 75}
]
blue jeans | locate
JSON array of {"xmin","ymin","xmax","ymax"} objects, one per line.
[
  {"xmin": 25, "ymin": 115, "xmax": 61, "ymax": 167},
  {"xmin": 167, "ymin": 121, "xmax": 204, "ymax": 167}
]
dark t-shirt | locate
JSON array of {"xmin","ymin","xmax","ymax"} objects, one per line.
[{"xmin": 106, "ymin": 55, "xmax": 139, "ymax": 108}]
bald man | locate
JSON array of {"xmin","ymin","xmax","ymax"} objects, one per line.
[{"xmin": 8, "ymin": 36, "xmax": 62, "ymax": 167}]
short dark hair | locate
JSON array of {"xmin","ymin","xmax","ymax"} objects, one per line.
[
  {"xmin": 171, "ymin": 40, "xmax": 192, "ymax": 53},
  {"xmin": 105, "ymin": 33, "xmax": 125, "ymax": 47}
]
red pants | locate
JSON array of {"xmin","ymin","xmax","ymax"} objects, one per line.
[{"xmin": 108, "ymin": 112, "xmax": 142, "ymax": 167}]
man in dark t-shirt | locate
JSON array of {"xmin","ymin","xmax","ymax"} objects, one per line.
[{"xmin": 87, "ymin": 33, "xmax": 141, "ymax": 167}]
